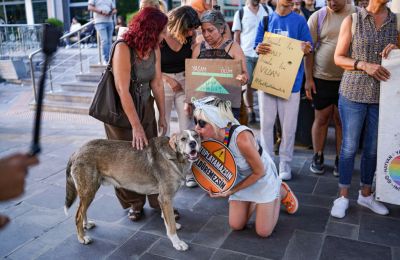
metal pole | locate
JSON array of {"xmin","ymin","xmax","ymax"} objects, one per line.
[
  {"xmin": 48, "ymin": 65, "xmax": 53, "ymax": 92},
  {"xmin": 29, "ymin": 48, "xmax": 41, "ymax": 103},
  {"xmin": 78, "ymin": 31, "xmax": 83, "ymax": 73}
]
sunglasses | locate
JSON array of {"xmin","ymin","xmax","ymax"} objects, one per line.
[{"xmin": 194, "ymin": 118, "xmax": 208, "ymax": 128}]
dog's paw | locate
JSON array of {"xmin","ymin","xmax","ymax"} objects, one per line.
[
  {"xmin": 176, "ymin": 222, "xmax": 181, "ymax": 230},
  {"xmin": 78, "ymin": 235, "xmax": 93, "ymax": 245},
  {"xmin": 173, "ymin": 239, "xmax": 189, "ymax": 251},
  {"xmin": 84, "ymin": 220, "xmax": 96, "ymax": 230}
]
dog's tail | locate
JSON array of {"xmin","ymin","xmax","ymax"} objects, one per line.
[{"xmin": 64, "ymin": 157, "xmax": 77, "ymax": 216}]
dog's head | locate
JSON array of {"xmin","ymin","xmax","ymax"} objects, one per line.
[{"xmin": 170, "ymin": 130, "xmax": 201, "ymax": 162}]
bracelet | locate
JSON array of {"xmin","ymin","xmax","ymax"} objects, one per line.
[{"xmin": 354, "ymin": 59, "xmax": 360, "ymax": 70}]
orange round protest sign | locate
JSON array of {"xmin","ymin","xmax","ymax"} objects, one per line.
[{"xmin": 191, "ymin": 140, "xmax": 237, "ymax": 193}]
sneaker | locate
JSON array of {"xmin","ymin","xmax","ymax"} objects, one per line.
[
  {"xmin": 185, "ymin": 174, "xmax": 198, "ymax": 188},
  {"xmin": 333, "ymin": 156, "xmax": 339, "ymax": 177},
  {"xmin": 357, "ymin": 191, "xmax": 389, "ymax": 215},
  {"xmin": 281, "ymin": 182, "xmax": 299, "ymax": 214},
  {"xmin": 279, "ymin": 161, "xmax": 292, "ymax": 180},
  {"xmin": 310, "ymin": 152, "xmax": 324, "ymax": 175},
  {"xmin": 331, "ymin": 196, "xmax": 349, "ymax": 218}
]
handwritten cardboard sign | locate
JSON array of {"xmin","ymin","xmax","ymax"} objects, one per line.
[
  {"xmin": 252, "ymin": 32, "xmax": 303, "ymax": 100},
  {"xmin": 185, "ymin": 59, "xmax": 242, "ymax": 108},
  {"xmin": 192, "ymin": 140, "xmax": 237, "ymax": 193},
  {"xmin": 376, "ymin": 50, "xmax": 400, "ymax": 205}
]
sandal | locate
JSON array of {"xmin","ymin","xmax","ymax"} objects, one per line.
[
  {"xmin": 0, "ymin": 214, "xmax": 10, "ymax": 229},
  {"xmin": 281, "ymin": 182, "xmax": 299, "ymax": 214},
  {"xmin": 174, "ymin": 209, "xmax": 180, "ymax": 220},
  {"xmin": 128, "ymin": 208, "xmax": 144, "ymax": 222}
]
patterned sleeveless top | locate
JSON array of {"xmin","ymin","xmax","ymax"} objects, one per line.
[
  {"xmin": 339, "ymin": 8, "xmax": 398, "ymax": 104},
  {"xmin": 197, "ymin": 39, "xmax": 234, "ymax": 59}
]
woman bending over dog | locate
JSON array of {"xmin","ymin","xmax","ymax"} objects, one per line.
[
  {"xmin": 104, "ymin": 7, "xmax": 171, "ymax": 222},
  {"xmin": 193, "ymin": 96, "xmax": 298, "ymax": 237}
]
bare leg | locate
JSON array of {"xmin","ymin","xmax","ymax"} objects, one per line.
[
  {"xmin": 312, "ymin": 105, "xmax": 334, "ymax": 153},
  {"xmin": 255, "ymin": 199, "xmax": 280, "ymax": 237},
  {"xmin": 229, "ymin": 201, "xmax": 252, "ymax": 231}
]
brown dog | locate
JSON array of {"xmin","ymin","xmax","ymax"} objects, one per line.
[{"xmin": 64, "ymin": 130, "xmax": 201, "ymax": 251}]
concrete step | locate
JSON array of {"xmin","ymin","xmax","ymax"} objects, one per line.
[
  {"xmin": 60, "ymin": 81, "xmax": 98, "ymax": 92},
  {"xmin": 30, "ymin": 100, "xmax": 89, "ymax": 114},
  {"xmin": 76, "ymin": 72, "xmax": 102, "ymax": 82},
  {"xmin": 46, "ymin": 91, "xmax": 94, "ymax": 104},
  {"xmin": 89, "ymin": 64, "xmax": 107, "ymax": 73}
]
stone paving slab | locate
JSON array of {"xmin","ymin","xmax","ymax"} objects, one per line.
[{"xmin": 1, "ymin": 83, "xmax": 400, "ymax": 259}]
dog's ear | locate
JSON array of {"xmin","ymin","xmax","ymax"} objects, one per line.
[{"xmin": 169, "ymin": 134, "xmax": 177, "ymax": 152}]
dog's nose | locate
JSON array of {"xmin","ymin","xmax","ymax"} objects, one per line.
[{"xmin": 189, "ymin": 141, "xmax": 197, "ymax": 149}]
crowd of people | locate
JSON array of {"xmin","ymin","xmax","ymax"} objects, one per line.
[
  {"xmin": 119, "ymin": 0, "xmax": 397, "ymax": 232},
  {"xmin": 2, "ymin": 0, "xmax": 399, "ymax": 239}
]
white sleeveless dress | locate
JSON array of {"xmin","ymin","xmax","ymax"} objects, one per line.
[{"xmin": 228, "ymin": 125, "xmax": 281, "ymax": 203}]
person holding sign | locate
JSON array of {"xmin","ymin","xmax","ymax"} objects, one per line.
[
  {"xmin": 254, "ymin": 0, "xmax": 313, "ymax": 181},
  {"xmin": 330, "ymin": 0, "xmax": 399, "ymax": 219},
  {"xmin": 192, "ymin": 10, "xmax": 249, "ymax": 121},
  {"xmin": 193, "ymin": 96, "xmax": 299, "ymax": 237}
]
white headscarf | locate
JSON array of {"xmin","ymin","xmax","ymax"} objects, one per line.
[{"xmin": 193, "ymin": 96, "xmax": 239, "ymax": 128}]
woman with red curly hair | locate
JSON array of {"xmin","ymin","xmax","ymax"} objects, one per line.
[{"xmin": 104, "ymin": 7, "xmax": 168, "ymax": 221}]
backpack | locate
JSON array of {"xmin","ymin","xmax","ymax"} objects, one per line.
[
  {"xmin": 238, "ymin": 4, "xmax": 270, "ymax": 32},
  {"xmin": 226, "ymin": 125, "xmax": 263, "ymax": 156},
  {"xmin": 351, "ymin": 11, "xmax": 400, "ymax": 36},
  {"xmin": 315, "ymin": 5, "xmax": 359, "ymax": 49}
]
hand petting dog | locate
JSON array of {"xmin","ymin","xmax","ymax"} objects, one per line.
[{"xmin": 65, "ymin": 130, "xmax": 200, "ymax": 250}]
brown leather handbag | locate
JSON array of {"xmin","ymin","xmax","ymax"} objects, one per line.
[{"xmin": 89, "ymin": 40, "xmax": 137, "ymax": 129}]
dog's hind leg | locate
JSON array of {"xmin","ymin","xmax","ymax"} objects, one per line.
[
  {"xmin": 159, "ymin": 195, "xmax": 188, "ymax": 251},
  {"xmin": 75, "ymin": 188, "xmax": 97, "ymax": 244}
]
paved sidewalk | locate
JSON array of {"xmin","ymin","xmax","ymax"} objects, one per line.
[{"xmin": 0, "ymin": 83, "xmax": 399, "ymax": 260}]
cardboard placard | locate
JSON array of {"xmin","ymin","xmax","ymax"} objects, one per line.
[
  {"xmin": 192, "ymin": 140, "xmax": 237, "ymax": 193},
  {"xmin": 185, "ymin": 59, "xmax": 242, "ymax": 108},
  {"xmin": 252, "ymin": 32, "xmax": 304, "ymax": 100},
  {"xmin": 376, "ymin": 50, "xmax": 400, "ymax": 206}
]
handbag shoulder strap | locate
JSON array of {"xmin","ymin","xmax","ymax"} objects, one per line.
[
  {"xmin": 108, "ymin": 40, "xmax": 137, "ymax": 82},
  {"xmin": 107, "ymin": 39, "xmax": 126, "ymax": 70},
  {"xmin": 127, "ymin": 45, "xmax": 138, "ymax": 82}
]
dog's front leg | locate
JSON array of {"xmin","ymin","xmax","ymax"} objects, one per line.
[{"xmin": 159, "ymin": 196, "xmax": 188, "ymax": 251}]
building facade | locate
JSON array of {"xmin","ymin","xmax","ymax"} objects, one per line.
[{"xmin": 0, "ymin": 0, "xmax": 91, "ymax": 30}]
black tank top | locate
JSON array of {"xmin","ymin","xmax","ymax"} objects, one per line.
[
  {"xmin": 161, "ymin": 37, "xmax": 192, "ymax": 73},
  {"xmin": 197, "ymin": 39, "xmax": 234, "ymax": 60}
]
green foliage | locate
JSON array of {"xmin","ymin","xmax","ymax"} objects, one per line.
[
  {"xmin": 126, "ymin": 11, "xmax": 139, "ymax": 24},
  {"xmin": 116, "ymin": 0, "xmax": 138, "ymax": 24},
  {"xmin": 45, "ymin": 18, "xmax": 64, "ymax": 28}
]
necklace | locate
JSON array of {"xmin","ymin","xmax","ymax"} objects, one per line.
[{"xmin": 210, "ymin": 37, "xmax": 224, "ymax": 49}]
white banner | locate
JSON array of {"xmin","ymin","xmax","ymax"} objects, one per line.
[{"xmin": 376, "ymin": 50, "xmax": 400, "ymax": 205}]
